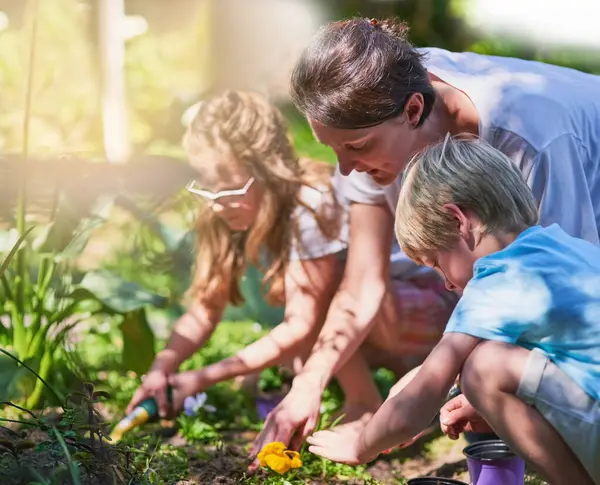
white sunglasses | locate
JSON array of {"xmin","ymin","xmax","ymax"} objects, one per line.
[{"xmin": 186, "ymin": 177, "xmax": 255, "ymax": 203}]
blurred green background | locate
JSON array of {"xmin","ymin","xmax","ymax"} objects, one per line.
[
  {"xmin": 0, "ymin": 3, "xmax": 592, "ymax": 482},
  {"xmin": 0, "ymin": 0, "xmax": 598, "ymax": 399}
]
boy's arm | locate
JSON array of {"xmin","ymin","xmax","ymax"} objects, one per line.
[{"xmin": 307, "ymin": 332, "xmax": 481, "ymax": 464}]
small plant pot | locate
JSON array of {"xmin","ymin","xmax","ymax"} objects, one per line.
[
  {"xmin": 255, "ymin": 394, "xmax": 284, "ymax": 420},
  {"xmin": 463, "ymin": 439, "xmax": 525, "ymax": 485},
  {"xmin": 407, "ymin": 478, "xmax": 468, "ymax": 485},
  {"xmin": 464, "ymin": 431, "xmax": 499, "ymax": 444}
]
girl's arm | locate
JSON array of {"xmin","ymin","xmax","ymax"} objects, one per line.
[
  {"xmin": 189, "ymin": 253, "xmax": 341, "ymax": 388},
  {"xmin": 149, "ymin": 301, "xmax": 224, "ymax": 374},
  {"xmin": 126, "ymin": 301, "xmax": 223, "ymax": 415}
]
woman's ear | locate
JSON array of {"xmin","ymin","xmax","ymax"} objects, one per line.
[{"xmin": 404, "ymin": 93, "xmax": 425, "ymax": 129}]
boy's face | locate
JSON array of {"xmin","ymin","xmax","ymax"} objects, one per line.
[
  {"xmin": 424, "ymin": 246, "xmax": 476, "ymax": 292},
  {"xmin": 418, "ymin": 204, "xmax": 494, "ymax": 291}
]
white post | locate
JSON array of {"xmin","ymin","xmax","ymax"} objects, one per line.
[{"xmin": 97, "ymin": 0, "xmax": 130, "ymax": 163}]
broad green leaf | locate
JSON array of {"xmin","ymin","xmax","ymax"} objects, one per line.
[
  {"xmin": 11, "ymin": 356, "xmax": 40, "ymax": 400},
  {"xmin": 52, "ymin": 291, "xmax": 103, "ymax": 320},
  {"xmin": 120, "ymin": 308, "xmax": 156, "ymax": 375},
  {"xmin": 156, "ymin": 224, "xmax": 188, "ymax": 252},
  {"xmin": 0, "ymin": 352, "xmax": 37, "ymax": 401},
  {"xmin": 75, "ymin": 270, "xmax": 168, "ymax": 314},
  {"xmin": 37, "ymin": 194, "xmax": 114, "ymax": 260},
  {"xmin": 0, "ymin": 351, "xmax": 19, "ymax": 400}
]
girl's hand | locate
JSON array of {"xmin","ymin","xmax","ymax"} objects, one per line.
[
  {"xmin": 248, "ymin": 379, "xmax": 321, "ymax": 472},
  {"xmin": 126, "ymin": 368, "xmax": 171, "ymax": 418},
  {"xmin": 167, "ymin": 370, "xmax": 208, "ymax": 414}
]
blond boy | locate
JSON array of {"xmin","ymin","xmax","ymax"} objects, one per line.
[{"xmin": 307, "ymin": 136, "xmax": 600, "ymax": 485}]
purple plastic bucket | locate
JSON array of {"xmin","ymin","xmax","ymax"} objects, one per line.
[
  {"xmin": 463, "ymin": 440, "xmax": 525, "ymax": 485},
  {"xmin": 255, "ymin": 395, "xmax": 283, "ymax": 420},
  {"xmin": 407, "ymin": 477, "xmax": 468, "ymax": 484}
]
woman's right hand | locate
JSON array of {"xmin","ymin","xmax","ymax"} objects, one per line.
[
  {"xmin": 126, "ymin": 368, "xmax": 172, "ymax": 418},
  {"xmin": 248, "ymin": 379, "xmax": 322, "ymax": 472}
]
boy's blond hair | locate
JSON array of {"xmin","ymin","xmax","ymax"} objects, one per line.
[{"xmin": 395, "ymin": 135, "xmax": 539, "ymax": 262}]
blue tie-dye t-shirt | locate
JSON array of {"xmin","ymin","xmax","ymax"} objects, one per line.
[{"xmin": 445, "ymin": 224, "xmax": 600, "ymax": 401}]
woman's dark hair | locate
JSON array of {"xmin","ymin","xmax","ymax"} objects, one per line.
[{"xmin": 291, "ymin": 17, "xmax": 435, "ymax": 129}]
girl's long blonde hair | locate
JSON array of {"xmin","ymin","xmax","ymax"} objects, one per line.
[{"xmin": 184, "ymin": 90, "xmax": 342, "ymax": 308}]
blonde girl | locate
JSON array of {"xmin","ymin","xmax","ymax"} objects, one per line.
[{"xmin": 126, "ymin": 90, "xmax": 357, "ymax": 416}]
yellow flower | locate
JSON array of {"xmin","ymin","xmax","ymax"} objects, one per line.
[
  {"xmin": 286, "ymin": 450, "xmax": 302, "ymax": 469},
  {"xmin": 257, "ymin": 442, "xmax": 303, "ymax": 474},
  {"xmin": 257, "ymin": 442, "xmax": 287, "ymax": 466}
]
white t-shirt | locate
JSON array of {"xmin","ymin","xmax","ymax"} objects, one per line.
[
  {"xmin": 289, "ymin": 181, "xmax": 349, "ymax": 261},
  {"xmin": 337, "ymin": 47, "xmax": 600, "ymax": 279}
]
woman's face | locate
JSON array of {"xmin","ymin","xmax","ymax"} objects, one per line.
[
  {"xmin": 308, "ymin": 96, "xmax": 427, "ymax": 186},
  {"xmin": 188, "ymin": 156, "xmax": 262, "ymax": 231}
]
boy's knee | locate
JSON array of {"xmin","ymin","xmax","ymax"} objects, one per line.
[
  {"xmin": 460, "ymin": 340, "xmax": 528, "ymax": 400},
  {"xmin": 460, "ymin": 341, "xmax": 494, "ymax": 398}
]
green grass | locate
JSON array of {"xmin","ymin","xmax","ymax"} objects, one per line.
[
  {"xmin": 84, "ymin": 321, "xmax": 392, "ymax": 484},
  {"xmin": 63, "ymin": 318, "xmax": 550, "ymax": 484}
]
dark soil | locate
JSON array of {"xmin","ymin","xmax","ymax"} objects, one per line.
[{"xmin": 0, "ymin": 420, "xmax": 547, "ymax": 484}]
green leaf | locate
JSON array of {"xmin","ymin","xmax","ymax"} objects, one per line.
[
  {"xmin": 15, "ymin": 439, "xmax": 36, "ymax": 451},
  {"xmin": 0, "ymin": 440, "xmax": 15, "ymax": 452},
  {"xmin": 92, "ymin": 390, "xmax": 111, "ymax": 400},
  {"xmin": 156, "ymin": 224, "xmax": 188, "ymax": 253},
  {"xmin": 74, "ymin": 270, "xmax": 168, "ymax": 314},
  {"xmin": 0, "ymin": 353, "xmax": 38, "ymax": 401},
  {"xmin": 120, "ymin": 308, "xmax": 156, "ymax": 375},
  {"xmin": 37, "ymin": 195, "xmax": 114, "ymax": 260},
  {"xmin": 0, "ymin": 226, "xmax": 36, "ymax": 278},
  {"xmin": 0, "ymin": 352, "xmax": 19, "ymax": 400},
  {"xmin": 52, "ymin": 426, "xmax": 81, "ymax": 485},
  {"xmin": 12, "ymin": 356, "xmax": 40, "ymax": 399},
  {"xmin": 35, "ymin": 441, "xmax": 52, "ymax": 452}
]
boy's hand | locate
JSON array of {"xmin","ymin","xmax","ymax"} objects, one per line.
[
  {"xmin": 440, "ymin": 394, "xmax": 494, "ymax": 439},
  {"xmin": 307, "ymin": 427, "xmax": 377, "ymax": 465}
]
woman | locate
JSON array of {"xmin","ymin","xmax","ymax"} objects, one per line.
[
  {"xmin": 126, "ymin": 90, "xmax": 368, "ymax": 417},
  {"xmin": 250, "ymin": 16, "xmax": 600, "ymax": 463}
]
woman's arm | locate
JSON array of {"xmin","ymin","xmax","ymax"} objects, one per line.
[
  {"xmin": 193, "ymin": 254, "xmax": 342, "ymax": 387},
  {"xmin": 292, "ymin": 202, "xmax": 394, "ymax": 392},
  {"xmin": 249, "ymin": 202, "xmax": 393, "ymax": 462}
]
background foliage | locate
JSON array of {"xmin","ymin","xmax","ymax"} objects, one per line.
[{"xmin": 0, "ymin": 0, "xmax": 593, "ymax": 482}]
